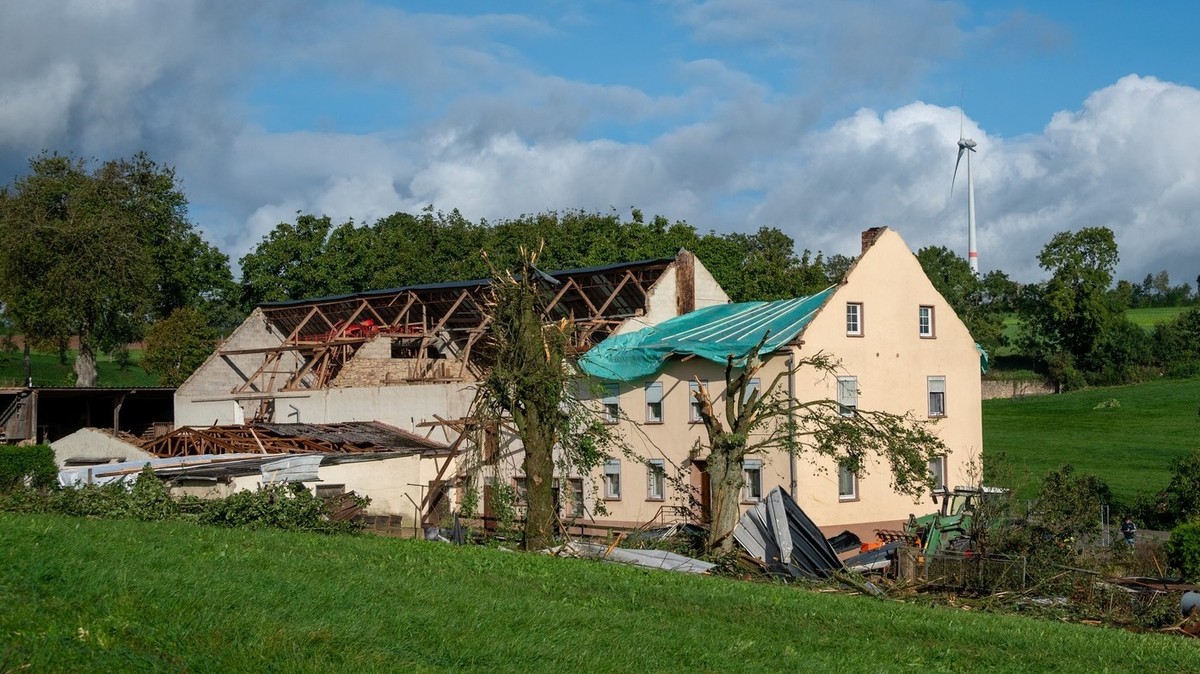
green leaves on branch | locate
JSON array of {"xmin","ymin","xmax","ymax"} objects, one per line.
[{"xmin": 0, "ymin": 152, "xmax": 236, "ymax": 386}]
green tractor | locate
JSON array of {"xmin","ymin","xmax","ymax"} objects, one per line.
[{"xmin": 906, "ymin": 486, "xmax": 1007, "ymax": 554}]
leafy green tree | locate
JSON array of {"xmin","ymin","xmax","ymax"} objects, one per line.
[
  {"xmin": 0, "ymin": 155, "xmax": 154, "ymax": 386},
  {"xmin": 239, "ymin": 214, "xmax": 341, "ymax": 306},
  {"xmin": 916, "ymin": 246, "xmax": 1006, "ymax": 353},
  {"xmin": 0, "ymin": 153, "xmax": 234, "ymax": 386},
  {"xmin": 1150, "ymin": 306, "xmax": 1200, "ymax": 377},
  {"xmin": 98, "ymin": 153, "xmax": 236, "ymax": 320},
  {"xmin": 142, "ymin": 307, "xmax": 220, "ymax": 386},
  {"xmin": 690, "ymin": 340, "xmax": 947, "ymax": 552},
  {"xmin": 1158, "ymin": 449, "xmax": 1200, "ymax": 527},
  {"xmin": 1017, "ymin": 227, "xmax": 1122, "ymax": 388},
  {"xmin": 981, "ymin": 269, "xmax": 1019, "ymax": 312}
]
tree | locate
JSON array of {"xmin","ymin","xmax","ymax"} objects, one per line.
[
  {"xmin": 1158, "ymin": 449, "xmax": 1200, "ymax": 527},
  {"xmin": 0, "ymin": 153, "xmax": 234, "ymax": 386},
  {"xmin": 689, "ymin": 339, "xmax": 948, "ymax": 552},
  {"xmin": 142, "ymin": 308, "xmax": 220, "ymax": 386},
  {"xmin": 1017, "ymin": 227, "xmax": 1122, "ymax": 387},
  {"xmin": 0, "ymin": 155, "xmax": 154, "ymax": 386},
  {"xmin": 98, "ymin": 153, "xmax": 236, "ymax": 321},
  {"xmin": 473, "ymin": 247, "xmax": 609, "ymax": 551},
  {"xmin": 916, "ymin": 246, "xmax": 1006, "ymax": 353}
]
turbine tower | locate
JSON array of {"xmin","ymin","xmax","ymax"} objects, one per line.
[{"xmin": 952, "ymin": 108, "xmax": 979, "ymax": 274}]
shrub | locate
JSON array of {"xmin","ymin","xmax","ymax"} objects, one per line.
[
  {"xmin": 0, "ymin": 469, "xmax": 364, "ymax": 535},
  {"xmin": 0, "ymin": 444, "xmax": 57, "ymax": 491},
  {"xmin": 1157, "ymin": 449, "xmax": 1200, "ymax": 527},
  {"xmin": 1165, "ymin": 521, "xmax": 1200, "ymax": 582},
  {"xmin": 198, "ymin": 483, "xmax": 366, "ymax": 535}
]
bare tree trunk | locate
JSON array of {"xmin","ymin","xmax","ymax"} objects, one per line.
[
  {"xmin": 520, "ymin": 407, "xmax": 556, "ymax": 551},
  {"xmin": 705, "ymin": 440, "xmax": 746, "ymax": 552},
  {"xmin": 74, "ymin": 340, "xmax": 97, "ymax": 387}
]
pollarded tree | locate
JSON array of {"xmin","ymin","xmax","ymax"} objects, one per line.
[
  {"xmin": 691, "ymin": 339, "xmax": 948, "ymax": 552},
  {"xmin": 472, "ymin": 247, "xmax": 611, "ymax": 550}
]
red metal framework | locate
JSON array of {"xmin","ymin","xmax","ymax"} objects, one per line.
[{"xmin": 219, "ymin": 257, "xmax": 677, "ymax": 393}]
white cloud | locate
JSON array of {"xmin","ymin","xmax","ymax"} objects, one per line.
[{"xmin": 2, "ymin": 2, "xmax": 1198, "ymax": 291}]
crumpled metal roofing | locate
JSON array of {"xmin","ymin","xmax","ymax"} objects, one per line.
[
  {"xmin": 734, "ymin": 486, "xmax": 845, "ymax": 579},
  {"xmin": 578, "ymin": 287, "xmax": 836, "ymax": 382}
]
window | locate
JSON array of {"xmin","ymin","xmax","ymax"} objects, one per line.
[
  {"xmin": 846, "ymin": 302, "xmax": 863, "ymax": 336},
  {"xmin": 688, "ymin": 380, "xmax": 707, "ymax": 423},
  {"xmin": 927, "ymin": 376, "xmax": 946, "ymax": 417},
  {"xmin": 603, "ymin": 460, "xmax": 622, "ymax": 499},
  {"xmin": 601, "ymin": 383, "xmax": 620, "ymax": 424},
  {"xmin": 742, "ymin": 459, "xmax": 763, "ymax": 502},
  {"xmin": 919, "ymin": 305, "xmax": 935, "ymax": 338},
  {"xmin": 314, "ymin": 484, "xmax": 346, "ymax": 499},
  {"xmin": 928, "ymin": 456, "xmax": 946, "ymax": 491},
  {"xmin": 645, "ymin": 382, "xmax": 664, "ymax": 423},
  {"xmin": 743, "ymin": 378, "xmax": 761, "ymax": 405},
  {"xmin": 646, "ymin": 459, "xmax": 665, "ymax": 500},
  {"xmin": 837, "ymin": 376, "xmax": 858, "ymax": 417},
  {"xmin": 514, "ymin": 477, "xmax": 528, "ymax": 505},
  {"xmin": 569, "ymin": 478, "xmax": 585, "ymax": 517},
  {"xmin": 838, "ymin": 464, "xmax": 858, "ymax": 501}
]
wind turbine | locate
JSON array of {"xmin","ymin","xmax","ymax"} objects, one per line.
[{"xmin": 951, "ymin": 106, "xmax": 979, "ymax": 274}]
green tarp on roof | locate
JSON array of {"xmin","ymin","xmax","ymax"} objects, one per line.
[{"xmin": 578, "ymin": 287, "xmax": 837, "ymax": 382}]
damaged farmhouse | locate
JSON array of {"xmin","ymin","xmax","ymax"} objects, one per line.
[{"xmin": 58, "ymin": 228, "xmax": 982, "ymax": 538}]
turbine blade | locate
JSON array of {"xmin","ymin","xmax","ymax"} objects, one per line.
[{"xmin": 952, "ymin": 147, "xmax": 965, "ymax": 195}]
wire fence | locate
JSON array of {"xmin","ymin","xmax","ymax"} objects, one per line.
[{"xmin": 897, "ymin": 547, "xmax": 1028, "ymax": 592}]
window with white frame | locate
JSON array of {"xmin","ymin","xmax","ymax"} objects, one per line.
[
  {"xmin": 646, "ymin": 459, "xmax": 665, "ymax": 500},
  {"xmin": 838, "ymin": 464, "xmax": 858, "ymax": 501},
  {"xmin": 846, "ymin": 302, "xmax": 863, "ymax": 336},
  {"xmin": 919, "ymin": 305, "xmax": 935, "ymax": 338},
  {"xmin": 603, "ymin": 460, "xmax": 621, "ymax": 499},
  {"xmin": 742, "ymin": 459, "xmax": 763, "ymax": 502},
  {"xmin": 645, "ymin": 381, "xmax": 664, "ymax": 423},
  {"xmin": 928, "ymin": 456, "xmax": 946, "ymax": 491},
  {"xmin": 837, "ymin": 376, "xmax": 858, "ymax": 417},
  {"xmin": 601, "ymin": 383, "xmax": 620, "ymax": 424},
  {"xmin": 743, "ymin": 378, "xmax": 761, "ymax": 405},
  {"xmin": 688, "ymin": 380, "xmax": 707, "ymax": 423},
  {"xmin": 569, "ymin": 478, "xmax": 585, "ymax": 517},
  {"xmin": 927, "ymin": 376, "xmax": 946, "ymax": 417},
  {"xmin": 514, "ymin": 476, "xmax": 528, "ymax": 505}
]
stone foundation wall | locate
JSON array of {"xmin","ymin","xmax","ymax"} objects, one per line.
[{"xmin": 981, "ymin": 378, "xmax": 1055, "ymax": 400}]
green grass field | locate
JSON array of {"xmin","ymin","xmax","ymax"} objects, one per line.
[
  {"xmin": 983, "ymin": 377, "xmax": 1200, "ymax": 503},
  {"xmin": 0, "ymin": 350, "xmax": 158, "ymax": 387},
  {"xmin": 1126, "ymin": 306, "xmax": 1190, "ymax": 328},
  {"xmin": 2, "ymin": 514, "xmax": 1197, "ymax": 673}
]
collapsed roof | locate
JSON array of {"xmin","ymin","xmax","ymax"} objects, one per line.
[
  {"xmin": 223, "ymin": 256, "xmax": 682, "ymax": 392},
  {"xmin": 141, "ymin": 421, "xmax": 451, "ymax": 458}
]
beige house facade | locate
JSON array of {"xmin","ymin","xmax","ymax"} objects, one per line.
[{"xmin": 578, "ymin": 228, "xmax": 983, "ymax": 539}]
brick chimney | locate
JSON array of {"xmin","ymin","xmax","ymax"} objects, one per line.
[
  {"xmin": 675, "ymin": 249, "xmax": 696, "ymax": 315},
  {"xmin": 861, "ymin": 227, "xmax": 887, "ymax": 254}
]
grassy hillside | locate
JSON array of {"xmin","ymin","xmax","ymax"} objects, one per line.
[
  {"xmin": 0, "ymin": 350, "xmax": 157, "ymax": 387},
  {"xmin": 2, "ymin": 514, "xmax": 1198, "ymax": 673},
  {"xmin": 983, "ymin": 377, "xmax": 1200, "ymax": 503},
  {"xmin": 1126, "ymin": 306, "xmax": 1189, "ymax": 328}
]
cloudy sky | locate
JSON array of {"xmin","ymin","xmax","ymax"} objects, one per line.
[{"xmin": 2, "ymin": 0, "xmax": 1199, "ymax": 284}]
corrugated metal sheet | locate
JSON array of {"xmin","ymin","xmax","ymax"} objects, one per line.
[{"xmin": 734, "ymin": 486, "xmax": 844, "ymax": 579}]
